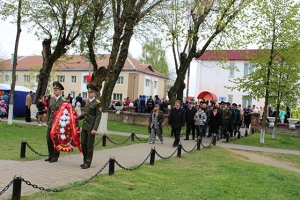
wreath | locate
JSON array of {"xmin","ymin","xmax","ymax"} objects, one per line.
[{"xmin": 50, "ymin": 103, "xmax": 82, "ymax": 152}]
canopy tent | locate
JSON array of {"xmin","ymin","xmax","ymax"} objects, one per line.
[
  {"xmin": 197, "ymin": 91, "xmax": 218, "ymax": 101},
  {"xmin": 0, "ymin": 84, "xmax": 33, "ymax": 117}
]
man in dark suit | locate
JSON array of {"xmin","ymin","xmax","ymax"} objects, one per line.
[
  {"xmin": 168, "ymin": 100, "xmax": 185, "ymax": 147},
  {"xmin": 75, "ymin": 93, "xmax": 83, "ymax": 107},
  {"xmin": 45, "ymin": 81, "xmax": 66, "ymax": 163},
  {"xmin": 185, "ymin": 102, "xmax": 197, "ymax": 140},
  {"xmin": 79, "ymin": 84, "xmax": 102, "ymax": 169}
]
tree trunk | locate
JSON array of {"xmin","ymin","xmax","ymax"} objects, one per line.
[{"xmin": 8, "ymin": 0, "xmax": 22, "ymax": 125}]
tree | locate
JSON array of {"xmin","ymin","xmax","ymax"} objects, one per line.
[
  {"xmin": 139, "ymin": 39, "xmax": 169, "ymax": 75},
  {"xmin": 1, "ymin": 0, "xmax": 94, "ymax": 103},
  {"xmin": 228, "ymin": 0, "xmax": 300, "ymax": 137},
  {"xmin": 158, "ymin": 0, "xmax": 250, "ymax": 106}
]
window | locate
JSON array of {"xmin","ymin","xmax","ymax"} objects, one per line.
[
  {"xmin": 242, "ymin": 96, "xmax": 252, "ymax": 107},
  {"xmin": 35, "ymin": 75, "xmax": 39, "ymax": 82},
  {"xmin": 229, "ymin": 63, "xmax": 235, "ymax": 76},
  {"xmin": 61, "ymin": 91, "xmax": 65, "ymax": 97},
  {"xmin": 15, "ymin": 75, "xmax": 18, "ymax": 82},
  {"xmin": 70, "ymin": 91, "xmax": 75, "ymax": 98},
  {"xmin": 228, "ymin": 94, "xmax": 233, "ymax": 103},
  {"xmin": 71, "ymin": 76, "xmax": 76, "ymax": 83},
  {"xmin": 58, "ymin": 75, "xmax": 65, "ymax": 83},
  {"xmin": 4, "ymin": 75, "xmax": 9, "ymax": 83},
  {"xmin": 83, "ymin": 76, "xmax": 87, "ymax": 83},
  {"xmin": 244, "ymin": 63, "xmax": 253, "ymax": 76},
  {"xmin": 23, "ymin": 75, "xmax": 30, "ymax": 82},
  {"xmin": 113, "ymin": 93, "xmax": 123, "ymax": 101},
  {"xmin": 146, "ymin": 79, "xmax": 150, "ymax": 87},
  {"xmin": 82, "ymin": 92, "xmax": 87, "ymax": 98},
  {"xmin": 154, "ymin": 81, "xmax": 157, "ymax": 89},
  {"xmin": 116, "ymin": 76, "xmax": 124, "ymax": 84}
]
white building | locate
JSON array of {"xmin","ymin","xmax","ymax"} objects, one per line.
[{"xmin": 187, "ymin": 50, "xmax": 263, "ymax": 107}]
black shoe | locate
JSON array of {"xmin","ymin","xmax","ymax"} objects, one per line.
[
  {"xmin": 184, "ymin": 138, "xmax": 189, "ymax": 140},
  {"xmin": 81, "ymin": 164, "xmax": 90, "ymax": 169},
  {"xmin": 49, "ymin": 158, "xmax": 58, "ymax": 163},
  {"xmin": 80, "ymin": 163, "xmax": 85, "ymax": 167},
  {"xmin": 44, "ymin": 158, "xmax": 52, "ymax": 162}
]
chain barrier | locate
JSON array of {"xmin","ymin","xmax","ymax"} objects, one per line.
[
  {"xmin": 94, "ymin": 136, "xmax": 103, "ymax": 147},
  {"xmin": 106, "ymin": 135, "xmax": 131, "ymax": 145},
  {"xmin": 134, "ymin": 134, "xmax": 150, "ymax": 142},
  {"xmin": 155, "ymin": 147, "xmax": 178, "ymax": 159},
  {"xmin": 0, "ymin": 179, "xmax": 14, "ymax": 196},
  {"xmin": 115, "ymin": 150, "xmax": 152, "ymax": 171},
  {"xmin": 26, "ymin": 142, "xmax": 49, "ymax": 157},
  {"xmin": 201, "ymin": 136, "xmax": 214, "ymax": 148},
  {"xmin": 181, "ymin": 142, "xmax": 198, "ymax": 153},
  {"xmin": 22, "ymin": 160, "xmax": 110, "ymax": 192}
]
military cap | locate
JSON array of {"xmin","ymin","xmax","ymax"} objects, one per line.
[
  {"xmin": 232, "ymin": 103, "xmax": 237, "ymax": 107},
  {"xmin": 87, "ymin": 84, "xmax": 99, "ymax": 93},
  {"xmin": 226, "ymin": 102, "xmax": 231, "ymax": 105},
  {"xmin": 53, "ymin": 81, "xmax": 64, "ymax": 90}
]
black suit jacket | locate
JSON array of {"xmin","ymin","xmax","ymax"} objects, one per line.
[
  {"xmin": 208, "ymin": 111, "xmax": 222, "ymax": 128},
  {"xmin": 185, "ymin": 107, "xmax": 197, "ymax": 124},
  {"xmin": 168, "ymin": 107, "xmax": 185, "ymax": 129}
]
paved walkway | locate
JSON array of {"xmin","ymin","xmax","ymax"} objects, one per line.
[{"xmin": 1, "ymin": 120, "xmax": 300, "ymax": 199}]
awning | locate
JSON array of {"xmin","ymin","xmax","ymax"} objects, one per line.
[{"xmin": 197, "ymin": 91, "xmax": 218, "ymax": 101}]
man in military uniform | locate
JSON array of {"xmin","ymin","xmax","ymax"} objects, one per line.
[
  {"xmin": 221, "ymin": 102, "xmax": 231, "ymax": 139},
  {"xmin": 45, "ymin": 81, "xmax": 65, "ymax": 163},
  {"xmin": 79, "ymin": 84, "xmax": 102, "ymax": 169}
]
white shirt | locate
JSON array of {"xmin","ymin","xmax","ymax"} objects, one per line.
[
  {"xmin": 55, "ymin": 96, "xmax": 60, "ymax": 101},
  {"xmin": 89, "ymin": 97, "xmax": 95, "ymax": 102}
]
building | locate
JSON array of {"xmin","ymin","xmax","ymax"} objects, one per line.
[
  {"xmin": 188, "ymin": 50, "xmax": 263, "ymax": 107},
  {"xmin": 0, "ymin": 55, "xmax": 168, "ymax": 100}
]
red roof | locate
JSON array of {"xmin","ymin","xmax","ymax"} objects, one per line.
[
  {"xmin": 1, "ymin": 55, "xmax": 167, "ymax": 78},
  {"xmin": 195, "ymin": 50, "xmax": 257, "ymax": 61}
]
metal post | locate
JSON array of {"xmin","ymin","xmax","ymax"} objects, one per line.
[
  {"xmin": 102, "ymin": 135, "xmax": 107, "ymax": 147},
  {"xmin": 12, "ymin": 174, "xmax": 22, "ymax": 200},
  {"xmin": 131, "ymin": 130, "xmax": 135, "ymax": 141},
  {"xmin": 212, "ymin": 133, "xmax": 217, "ymax": 146},
  {"xmin": 226, "ymin": 132, "xmax": 229, "ymax": 143},
  {"xmin": 109, "ymin": 155, "xmax": 115, "ymax": 176},
  {"xmin": 245, "ymin": 130, "xmax": 248, "ymax": 137},
  {"xmin": 237, "ymin": 131, "xmax": 241, "ymax": 139},
  {"xmin": 177, "ymin": 143, "xmax": 182, "ymax": 158},
  {"xmin": 150, "ymin": 147, "xmax": 155, "ymax": 165},
  {"xmin": 197, "ymin": 136, "xmax": 201, "ymax": 151},
  {"xmin": 20, "ymin": 140, "xmax": 26, "ymax": 158},
  {"xmin": 252, "ymin": 127, "xmax": 254, "ymax": 134}
]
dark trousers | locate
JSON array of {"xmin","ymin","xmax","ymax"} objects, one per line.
[
  {"xmin": 172, "ymin": 128, "xmax": 181, "ymax": 146},
  {"xmin": 195, "ymin": 125, "xmax": 203, "ymax": 138},
  {"xmin": 186, "ymin": 123, "xmax": 195, "ymax": 139},
  {"xmin": 81, "ymin": 129, "xmax": 96, "ymax": 165},
  {"xmin": 25, "ymin": 106, "xmax": 31, "ymax": 122},
  {"xmin": 147, "ymin": 107, "xmax": 153, "ymax": 113},
  {"xmin": 210, "ymin": 127, "xmax": 219, "ymax": 136},
  {"xmin": 228, "ymin": 122, "xmax": 234, "ymax": 137},
  {"xmin": 46, "ymin": 128, "xmax": 60, "ymax": 159},
  {"xmin": 203, "ymin": 120, "xmax": 208, "ymax": 136},
  {"xmin": 222, "ymin": 124, "xmax": 228, "ymax": 138},
  {"xmin": 245, "ymin": 118, "xmax": 251, "ymax": 128}
]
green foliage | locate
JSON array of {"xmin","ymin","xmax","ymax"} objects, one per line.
[
  {"xmin": 228, "ymin": 0, "xmax": 300, "ymax": 110},
  {"xmin": 138, "ymin": 39, "xmax": 169, "ymax": 75}
]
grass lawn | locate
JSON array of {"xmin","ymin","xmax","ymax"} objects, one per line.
[
  {"xmin": 0, "ymin": 123, "xmax": 144, "ymax": 161},
  {"xmin": 228, "ymin": 131, "xmax": 300, "ymax": 150},
  {"xmin": 22, "ymin": 147, "xmax": 300, "ymax": 200}
]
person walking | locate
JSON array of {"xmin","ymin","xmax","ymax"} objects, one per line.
[
  {"xmin": 25, "ymin": 91, "xmax": 33, "ymax": 122},
  {"xmin": 79, "ymin": 84, "xmax": 102, "ymax": 169},
  {"xmin": 194, "ymin": 106, "xmax": 207, "ymax": 139},
  {"xmin": 221, "ymin": 101, "xmax": 231, "ymax": 139},
  {"xmin": 168, "ymin": 100, "xmax": 185, "ymax": 147},
  {"xmin": 148, "ymin": 104, "xmax": 164, "ymax": 144},
  {"xmin": 185, "ymin": 102, "xmax": 197, "ymax": 140},
  {"xmin": 208, "ymin": 106, "xmax": 222, "ymax": 140},
  {"xmin": 45, "ymin": 82, "xmax": 66, "ymax": 163},
  {"xmin": 37, "ymin": 96, "xmax": 47, "ymax": 126}
]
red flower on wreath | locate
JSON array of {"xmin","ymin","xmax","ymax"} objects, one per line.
[{"xmin": 50, "ymin": 103, "xmax": 82, "ymax": 152}]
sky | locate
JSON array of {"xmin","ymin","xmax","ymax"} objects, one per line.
[{"xmin": 0, "ymin": 20, "xmax": 144, "ymax": 59}]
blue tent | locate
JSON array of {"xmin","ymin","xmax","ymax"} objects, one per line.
[{"xmin": 0, "ymin": 84, "xmax": 33, "ymax": 118}]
